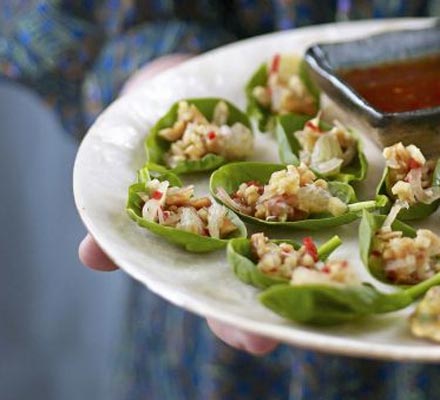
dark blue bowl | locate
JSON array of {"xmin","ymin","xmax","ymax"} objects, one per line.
[{"xmin": 305, "ymin": 23, "xmax": 440, "ymax": 158}]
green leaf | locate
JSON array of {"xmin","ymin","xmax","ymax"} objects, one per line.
[
  {"xmin": 259, "ymin": 283, "xmax": 413, "ymax": 325},
  {"xmin": 227, "ymin": 235, "xmax": 341, "ymax": 289},
  {"xmin": 276, "ymin": 114, "xmax": 368, "ymax": 183},
  {"xmin": 210, "ymin": 162, "xmax": 377, "ymax": 230},
  {"xmin": 244, "ymin": 59, "xmax": 320, "ymax": 134},
  {"xmin": 359, "ymin": 210, "xmax": 417, "ymax": 283},
  {"xmin": 376, "ymin": 159, "xmax": 440, "ymax": 220},
  {"xmin": 126, "ymin": 165, "xmax": 247, "ymax": 253},
  {"xmin": 146, "ymin": 98, "xmax": 252, "ymax": 174},
  {"xmin": 244, "ymin": 63, "xmax": 273, "ymax": 133}
]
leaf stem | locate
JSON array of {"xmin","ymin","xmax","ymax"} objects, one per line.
[
  {"xmin": 348, "ymin": 200, "xmax": 377, "ymax": 213},
  {"xmin": 317, "ymin": 235, "xmax": 342, "ymax": 261},
  {"xmin": 405, "ymin": 272, "xmax": 440, "ymax": 300}
]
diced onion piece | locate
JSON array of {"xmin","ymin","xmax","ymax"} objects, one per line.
[
  {"xmin": 176, "ymin": 207, "xmax": 205, "ymax": 235},
  {"xmin": 313, "ymin": 158, "xmax": 344, "ymax": 176},
  {"xmin": 207, "ymin": 202, "xmax": 226, "ymax": 239},
  {"xmin": 277, "ymin": 54, "xmax": 301, "ymax": 83},
  {"xmin": 216, "ymin": 187, "xmax": 250, "ymax": 214},
  {"xmin": 142, "ymin": 180, "xmax": 169, "ymax": 221},
  {"xmin": 311, "ymin": 134, "xmax": 343, "ymax": 168},
  {"xmin": 406, "ymin": 168, "xmax": 440, "ymax": 204},
  {"xmin": 212, "ymin": 101, "xmax": 229, "ymax": 126},
  {"xmin": 381, "ymin": 200, "xmax": 409, "ymax": 231}
]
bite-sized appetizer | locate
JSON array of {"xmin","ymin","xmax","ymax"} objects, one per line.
[
  {"xmin": 373, "ymin": 227, "xmax": 440, "ymax": 285},
  {"xmin": 250, "ymin": 233, "xmax": 355, "ymax": 286},
  {"xmin": 146, "ymin": 98, "xmax": 254, "ymax": 174},
  {"xmin": 211, "ymin": 162, "xmax": 377, "ymax": 230},
  {"xmin": 258, "ymin": 222, "xmax": 440, "ymax": 325},
  {"xmin": 276, "ymin": 112, "xmax": 367, "ymax": 182},
  {"xmin": 360, "ymin": 209, "xmax": 440, "ymax": 285},
  {"xmin": 227, "ymin": 233, "xmax": 342, "ymax": 289},
  {"xmin": 245, "ymin": 54, "xmax": 319, "ymax": 132},
  {"xmin": 377, "ymin": 142, "xmax": 440, "ymax": 220},
  {"xmin": 410, "ymin": 286, "xmax": 440, "ymax": 343},
  {"xmin": 127, "ymin": 165, "xmax": 247, "ymax": 252}
]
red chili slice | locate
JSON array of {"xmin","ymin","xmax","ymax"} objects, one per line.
[
  {"xmin": 207, "ymin": 131, "xmax": 217, "ymax": 140},
  {"xmin": 303, "ymin": 236, "xmax": 318, "ymax": 262},
  {"xmin": 152, "ymin": 190, "xmax": 163, "ymax": 200},
  {"xmin": 408, "ymin": 158, "xmax": 422, "ymax": 170},
  {"xmin": 305, "ymin": 120, "xmax": 320, "ymax": 133},
  {"xmin": 322, "ymin": 266, "xmax": 330, "ymax": 274},
  {"xmin": 270, "ymin": 54, "xmax": 281, "ymax": 74}
]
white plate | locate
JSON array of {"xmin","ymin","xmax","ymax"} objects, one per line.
[{"xmin": 73, "ymin": 18, "xmax": 440, "ymax": 362}]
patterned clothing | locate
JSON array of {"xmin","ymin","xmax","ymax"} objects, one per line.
[
  {"xmin": 0, "ymin": 0, "xmax": 437, "ymax": 137},
  {"xmin": 3, "ymin": 1, "xmax": 440, "ymax": 399}
]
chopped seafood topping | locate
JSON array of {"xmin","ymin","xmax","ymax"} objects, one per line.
[
  {"xmin": 138, "ymin": 179, "xmax": 238, "ymax": 239},
  {"xmin": 250, "ymin": 233, "xmax": 360, "ymax": 287},
  {"xmin": 372, "ymin": 225, "xmax": 440, "ymax": 285},
  {"xmin": 216, "ymin": 164, "xmax": 347, "ymax": 222},
  {"xmin": 158, "ymin": 101, "xmax": 253, "ymax": 168},
  {"xmin": 410, "ymin": 286, "xmax": 440, "ymax": 342},
  {"xmin": 294, "ymin": 113, "xmax": 357, "ymax": 176},
  {"xmin": 383, "ymin": 142, "xmax": 439, "ymax": 205},
  {"xmin": 252, "ymin": 54, "xmax": 317, "ymax": 116}
]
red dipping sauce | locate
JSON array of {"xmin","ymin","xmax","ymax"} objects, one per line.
[{"xmin": 338, "ymin": 54, "xmax": 440, "ymax": 113}]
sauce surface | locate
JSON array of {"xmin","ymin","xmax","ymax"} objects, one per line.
[{"xmin": 338, "ymin": 54, "xmax": 440, "ymax": 113}]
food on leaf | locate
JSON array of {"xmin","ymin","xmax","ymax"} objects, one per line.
[
  {"xmin": 216, "ymin": 163, "xmax": 347, "ymax": 222},
  {"xmin": 127, "ymin": 165, "xmax": 247, "ymax": 252},
  {"xmin": 212, "ymin": 162, "xmax": 377, "ymax": 230},
  {"xmin": 377, "ymin": 142, "xmax": 440, "ymax": 220},
  {"xmin": 367, "ymin": 209, "xmax": 440, "ymax": 285},
  {"xmin": 410, "ymin": 286, "xmax": 440, "ymax": 343},
  {"xmin": 246, "ymin": 54, "xmax": 319, "ymax": 132},
  {"xmin": 147, "ymin": 98, "xmax": 253, "ymax": 174},
  {"xmin": 276, "ymin": 113, "xmax": 367, "ymax": 182},
  {"xmin": 227, "ymin": 233, "xmax": 342, "ymax": 289}
]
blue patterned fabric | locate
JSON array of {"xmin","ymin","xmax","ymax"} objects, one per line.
[
  {"xmin": 117, "ymin": 282, "xmax": 440, "ymax": 400},
  {"xmin": 3, "ymin": 1, "xmax": 440, "ymax": 399},
  {"xmin": 0, "ymin": 0, "xmax": 434, "ymax": 137}
]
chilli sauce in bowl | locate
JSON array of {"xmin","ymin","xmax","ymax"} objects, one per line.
[
  {"xmin": 304, "ymin": 24, "xmax": 440, "ymax": 158},
  {"xmin": 338, "ymin": 54, "xmax": 440, "ymax": 113}
]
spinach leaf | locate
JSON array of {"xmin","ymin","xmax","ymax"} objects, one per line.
[
  {"xmin": 376, "ymin": 159, "xmax": 440, "ymax": 220},
  {"xmin": 126, "ymin": 164, "xmax": 247, "ymax": 253},
  {"xmin": 359, "ymin": 209, "xmax": 416, "ymax": 283},
  {"xmin": 260, "ymin": 269, "xmax": 440, "ymax": 325},
  {"xmin": 210, "ymin": 162, "xmax": 378, "ymax": 230},
  {"xmin": 227, "ymin": 235, "xmax": 342, "ymax": 289},
  {"xmin": 245, "ymin": 59, "xmax": 319, "ymax": 133},
  {"xmin": 276, "ymin": 114, "xmax": 368, "ymax": 183},
  {"xmin": 146, "ymin": 98, "xmax": 252, "ymax": 174},
  {"xmin": 259, "ymin": 283, "xmax": 414, "ymax": 325}
]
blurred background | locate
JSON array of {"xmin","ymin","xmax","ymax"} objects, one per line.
[{"xmin": 0, "ymin": 80, "xmax": 129, "ymax": 400}]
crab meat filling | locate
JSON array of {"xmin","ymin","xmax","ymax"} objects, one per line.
[
  {"xmin": 158, "ymin": 101, "xmax": 253, "ymax": 168},
  {"xmin": 251, "ymin": 233, "xmax": 360, "ymax": 287},
  {"xmin": 383, "ymin": 143, "xmax": 440, "ymax": 205},
  {"xmin": 410, "ymin": 286, "xmax": 440, "ymax": 343},
  {"xmin": 372, "ymin": 228, "xmax": 440, "ymax": 284},
  {"xmin": 294, "ymin": 114, "xmax": 357, "ymax": 176},
  {"xmin": 139, "ymin": 179, "xmax": 238, "ymax": 239},
  {"xmin": 217, "ymin": 164, "xmax": 347, "ymax": 222},
  {"xmin": 252, "ymin": 54, "xmax": 317, "ymax": 116}
]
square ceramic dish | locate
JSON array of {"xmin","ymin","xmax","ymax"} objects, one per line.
[{"xmin": 305, "ymin": 23, "xmax": 440, "ymax": 158}]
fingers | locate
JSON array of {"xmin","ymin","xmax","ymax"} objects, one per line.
[
  {"xmin": 206, "ymin": 318, "xmax": 279, "ymax": 356},
  {"xmin": 78, "ymin": 234, "xmax": 119, "ymax": 272}
]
